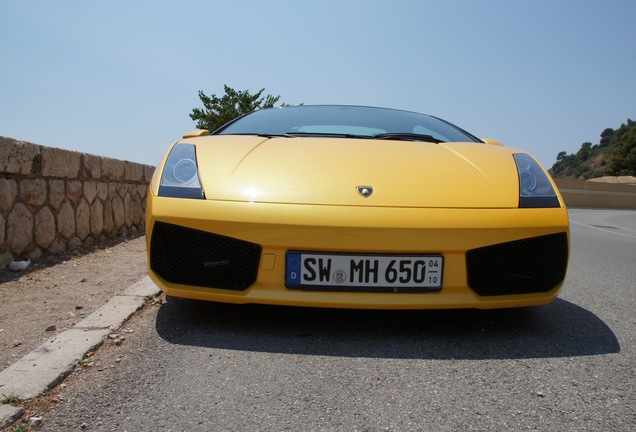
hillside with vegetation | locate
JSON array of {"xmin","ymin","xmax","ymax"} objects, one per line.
[{"xmin": 549, "ymin": 119, "xmax": 636, "ymax": 179}]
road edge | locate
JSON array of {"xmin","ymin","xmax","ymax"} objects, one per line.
[{"xmin": 0, "ymin": 276, "xmax": 160, "ymax": 430}]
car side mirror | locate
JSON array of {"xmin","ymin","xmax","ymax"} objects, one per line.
[
  {"xmin": 482, "ymin": 138, "xmax": 504, "ymax": 146},
  {"xmin": 183, "ymin": 129, "xmax": 210, "ymax": 139}
]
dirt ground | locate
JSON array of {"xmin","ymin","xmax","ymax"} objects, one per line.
[{"xmin": 0, "ymin": 236, "xmax": 149, "ymax": 371}]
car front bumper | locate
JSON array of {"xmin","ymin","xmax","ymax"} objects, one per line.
[{"xmin": 146, "ymin": 196, "xmax": 569, "ymax": 309}]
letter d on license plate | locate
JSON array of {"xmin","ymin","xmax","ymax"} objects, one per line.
[{"xmin": 285, "ymin": 252, "xmax": 443, "ymax": 292}]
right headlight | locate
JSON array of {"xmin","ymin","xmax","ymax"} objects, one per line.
[
  {"xmin": 513, "ymin": 153, "xmax": 560, "ymax": 208},
  {"xmin": 158, "ymin": 144, "xmax": 205, "ymax": 199}
]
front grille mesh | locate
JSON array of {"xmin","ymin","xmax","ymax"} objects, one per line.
[
  {"xmin": 466, "ymin": 232, "xmax": 568, "ymax": 296},
  {"xmin": 150, "ymin": 222, "xmax": 261, "ymax": 291}
]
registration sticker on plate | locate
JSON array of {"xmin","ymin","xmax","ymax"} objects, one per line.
[{"xmin": 285, "ymin": 252, "xmax": 443, "ymax": 292}]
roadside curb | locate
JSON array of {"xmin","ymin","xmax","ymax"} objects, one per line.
[
  {"xmin": 0, "ymin": 405, "xmax": 23, "ymax": 430},
  {"xmin": 0, "ymin": 276, "xmax": 160, "ymax": 429}
]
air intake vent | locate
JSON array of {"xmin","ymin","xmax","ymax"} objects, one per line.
[
  {"xmin": 150, "ymin": 222, "xmax": 261, "ymax": 291},
  {"xmin": 466, "ymin": 232, "xmax": 568, "ymax": 296}
]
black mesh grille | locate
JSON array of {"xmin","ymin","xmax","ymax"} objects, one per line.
[
  {"xmin": 150, "ymin": 222, "xmax": 261, "ymax": 291},
  {"xmin": 466, "ymin": 232, "xmax": 568, "ymax": 296}
]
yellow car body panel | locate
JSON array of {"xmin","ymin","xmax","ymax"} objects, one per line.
[{"xmin": 180, "ymin": 136, "xmax": 525, "ymax": 208}]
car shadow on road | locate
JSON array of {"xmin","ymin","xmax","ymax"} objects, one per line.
[{"xmin": 154, "ymin": 297, "xmax": 619, "ymax": 360}]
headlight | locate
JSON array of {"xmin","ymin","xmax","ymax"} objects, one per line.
[
  {"xmin": 513, "ymin": 154, "xmax": 560, "ymax": 208},
  {"xmin": 158, "ymin": 144, "xmax": 205, "ymax": 199}
]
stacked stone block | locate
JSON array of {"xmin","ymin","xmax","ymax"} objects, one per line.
[{"xmin": 0, "ymin": 137, "xmax": 155, "ymax": 266}]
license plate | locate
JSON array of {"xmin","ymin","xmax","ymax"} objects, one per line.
[{"xmin": 285, "ymin": 252, "xmax": 443, "ymax": 292}]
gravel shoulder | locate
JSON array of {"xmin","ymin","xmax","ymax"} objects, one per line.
[
  {"xmin": 586, "ymin": 175, "xmax": 636, "ymax": 184},
  {"xmin": 0, "ymin": 236, "xmax": 148, "ymax": 371}
]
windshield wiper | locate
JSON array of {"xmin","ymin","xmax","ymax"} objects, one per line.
[
  {"xmin": 284, "ymin": 132, "xmax": 373, "ymax": 139},
  {"xmin": 372, "ymin": 133, "xmax": 445, "ymax": 143},
  {"xmin": 230, "ymin": 132, "xmax": 446, "ymax": 143},
  {"xmin": 218, "ymin": 133, "xmax": 294, "ymax": 138},
  {"xmin": 257, "ymin": 133, "xmax": 294, "ymax": 138},
  {"xmin": 225, "ymin": 132, "xmax": 369, "ymax": 139}
]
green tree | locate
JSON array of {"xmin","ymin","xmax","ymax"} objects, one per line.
[
  {"xmin": 606, "ymin": 120, "xmax": 636, "ymax": 175},
  {"xmin": 599, "ymin": 128, "xmax": 614, "ymax": 148},
  {"xmin": 550, "ymin": 118, "xmax": 635, "ymax": 179},
  {"xmin": 190, "ymin": 85, "xmax": 281, "ymax": 131},
  {"xmin": 556, "ymin": 151, "xmax": 568, "ymax": 162},
  {"xmin": 576, "ymin": 142, "xmax": 592, "ymax": 161}
]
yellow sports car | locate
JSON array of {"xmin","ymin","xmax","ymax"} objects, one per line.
[{"xmin": 146, "ymin": 105, "xmax": 569, "ymax": 309}]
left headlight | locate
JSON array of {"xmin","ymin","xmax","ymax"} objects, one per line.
[
  {"xmin": 513, "ymin": 153, "xmax": 560, "ymax": 208},
  {"xmin": 158, "ymin": 144, "xmax": 205, "ymax": 199}
]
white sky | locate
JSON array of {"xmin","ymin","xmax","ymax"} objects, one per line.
[{"xmin": 1, "ymin": 0, "xmax": 634, "ymax": 168}]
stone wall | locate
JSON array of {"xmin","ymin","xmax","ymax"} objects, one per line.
[
  {"xmin": 0, "ymin": 137, "xmax": 155, "ymax": 267},
  {"xmin": 554, "ymin": 178, "xmax": 636, "ymax": 209}
]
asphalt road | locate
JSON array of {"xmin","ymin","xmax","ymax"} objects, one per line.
[{"xmin": 40, "ymin": 209, "xmax": 635, "ymax": 431}]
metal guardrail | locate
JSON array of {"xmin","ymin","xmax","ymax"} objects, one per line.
[{"xmin": 553, "ymin": 178, "xmax": 636, "ymax": 209}]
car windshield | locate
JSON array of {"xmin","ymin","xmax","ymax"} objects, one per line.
[{"xmin": 215, "ymin": 105, "xmax": 480, "ymax": 143}]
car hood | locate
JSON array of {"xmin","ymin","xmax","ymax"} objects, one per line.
[{"xmin": 187, "ymin": 135, "xmax": 522, "ymax": 208}]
